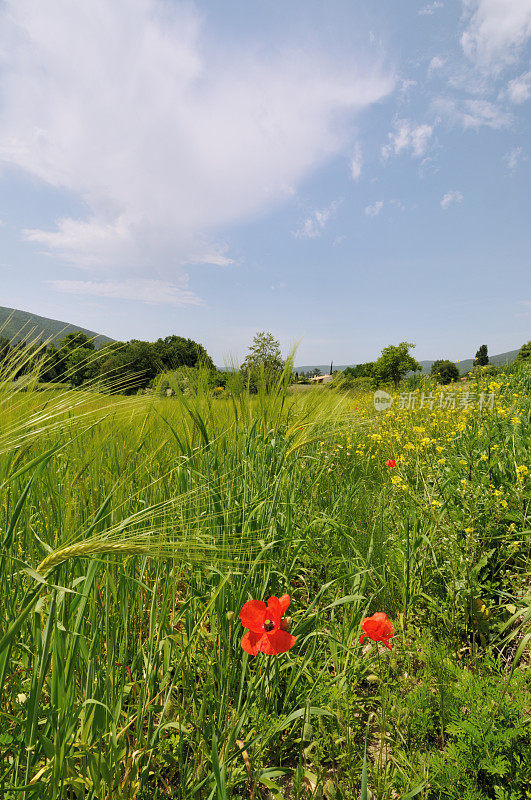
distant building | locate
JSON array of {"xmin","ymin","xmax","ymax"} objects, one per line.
[{"xmin": 310, "ymin": 373, "xmax": 333, "ymax": 384}]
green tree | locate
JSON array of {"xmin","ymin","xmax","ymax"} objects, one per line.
[
  {"xmin": 474, "ymin": 344, "xmax": 489, "ymax": 366},
  {"xmin": 152, "ymin": 335, "xmax": 214, "ymax": 371},
  {"xmin": 241, "ymin": 331, "xmax": 284, "ymax": 390},
  {"xmin": 373, "ymin": 342, "xmax": 421, "ymax": 388},
  {"xmin": 431, "ymin": 359, "xmax": 459, "ymax": 385},
  {"xmin": 59, "ymin": 332, "xmax": 96, "ymax": 352},
  {"xmin": 0, "ymin": 335, "xmax": 10, "ymax": 365},
  {"xmin": 515, "ymin": 341, "xmax": 531, "ymax": 363},
  {"xmin": 38, "ymin": 344, "xmax": 63, "ymax": 382},
  {"xmin": 66, "ymin": 348, "xmax": 99, "ymax": 387},
  {"xmin": 51, "ymin": 332, "xmax": 97, "ymax": 381},
  {"xmin": 342, "ymin": 362, "xmax": 374, "ymax": 379},
  {"xmin": 99, "ymin": 340, "xmax": 158, "ymax": 393}
]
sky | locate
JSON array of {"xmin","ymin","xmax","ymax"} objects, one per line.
[{"xmin": 0, "ymin": 0, "xmax": 530, "ymax": 367}]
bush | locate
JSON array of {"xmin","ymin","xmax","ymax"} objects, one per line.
[
  {"xmin": 471, "ymin": 364, "xmax": 498, "ymax": 378},
  {"xmin": 431, "ymin": 359, "xmax": 460, "ymax": 385},
  {"xmin": 515, "ymin": 341, "xmax": 531, "ymax": 363}
]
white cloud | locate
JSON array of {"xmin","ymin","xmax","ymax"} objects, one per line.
[
  {"xmin": 419, "ymin": 2, "xmax": 444, "ymax": 15},
  {"xmin": 461, "ymin": 99, "xmax": 512, "ymax": 127},
  {"xmin": 365, "ymin": 200, "xmax": 383, "ymax": 216},
  {"xmin": 506, "ymin": 70, "xmax": 531, "ymax": 104},
  {"xmin": 294, "ymin": 201, "xmax": 341, "ymax": 239},
  {"xmin": 433, "ymin": 97, "xmax": 513, "ymax": 128},
  {"xmin": 399, "ymin": 79, "xmax": 418, "ymax": 92},
  {"xmin": 461, "ymin": 0, "xmax": 531, "ymax": 71},
  {"xmin": 350, "ymin": 145, "xmax": 363, "ymax": 180},
  {"xmin": 503, "ymin": 145, "xmax": 524, "ymax": 169},
  {"xmin": 48, "ymin": 279, "xmax": 202, "ymax": 306},
  {"xmin": 429, "ymin": 56, "xmax": 447, "ymax": 72},
  {"xmin": 0, "ymin": 0, "xmax": 393, "ymax": 282},
  {"xmin": 440, "ymin": 190, "xmax": 463, "ymax": 209},
  {"xmin": 381, "ymin": 118, "xmax": 434, "ymax": 160}
]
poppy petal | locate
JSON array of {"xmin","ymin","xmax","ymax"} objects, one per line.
[
  {"xmin": 361, "ymin": 619, "xmax": 378, "ymax": 636},
  {"xmin": 278, "ymin": 594, "xmax": 291, "ymax": 614},
  {"xmin": 372, "ymin": 612, "xmax": 393, "ymax": 629},
  {"xmin": 360, "ymin": 612, "xmax": 395, "ymax": 645},
  {"xmin": 239, "ymin": 600, "xmax": 267, "ymax": 633},
  {"xmin": 259, "ymin": 629, "xmax": 297, "ymax": 655},
  {"xmin": 241, "ymin": 631, "xmax": 264, "ymax": 655},
  {"xmin": 359, "ymin": 633, "xmax": 367, "ymax": 644},
  {"xmin": 266, "ymin": 596, "xmax": 282, "ymax": 628}
]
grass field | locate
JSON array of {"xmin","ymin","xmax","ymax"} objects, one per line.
[{"xmin": 0, "ymin": 364, "xmax": 530, "ymax": 799}]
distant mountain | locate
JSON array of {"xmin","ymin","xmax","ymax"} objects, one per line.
[
  {"xmin": 0, "ymin": 306, "xmax": 114, "ymax": 347},
  {"xmin": 296, "ymin": 350, "xmax": 520, "ymax": 376},
  {"xmin": 416, "ymin": 350, "xmax": 519, "ymax": 375}
]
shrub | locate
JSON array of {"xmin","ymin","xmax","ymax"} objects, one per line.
[{"xmin": 431, "ymin": 359, "xmax": 460, "ymax": 385}]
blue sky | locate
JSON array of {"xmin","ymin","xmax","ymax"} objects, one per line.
[{"xmin": 0, "ymin": 0, "xmax": 529, "ymax": 366}]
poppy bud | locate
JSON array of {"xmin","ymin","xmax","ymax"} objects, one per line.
[{"xmin": 226, "ymin": 611, "xmax": 235, "ymax": 623}]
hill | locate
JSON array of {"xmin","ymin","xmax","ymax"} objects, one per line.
[
  {"xmin": 296, "ymin": 350, "xmax": 520, "ymax": 376},
  {"xmin": 0, "ymin": 306, "xmax": 114, "ymax": 348},
  {"xmin": 415, "ymin": 350, "xmax": 519, "ymax": 375}
]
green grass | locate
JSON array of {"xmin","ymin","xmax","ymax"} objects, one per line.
[{"xmin": 0, "ymin": 356, "xmax": 529, "ymax": 799}]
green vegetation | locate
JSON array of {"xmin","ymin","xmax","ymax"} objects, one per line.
[
  {"xmin": 241, "ymin": 331, "xmax": 285, "ymax": 391},
  {"xmin": 431, "ymin": 359, "xmax": 459, "ymax": 385},
  {"xmin": 0, "ymin": 339, "xmax": 529, "ymax": 799},
  {"xmin": 475, "ymin": 344, "xmax": 489, "ymax": 367},
  {"xmin": 516, "ymin": 341, "xmax": 531, "ymax": 363},
  {"xmin": 0, "ymin": 329, "xmax": 215, "ymax": 394},
  {"xmin": 373, "ymin": 342, "xmax": 422, "ymax": 388}
]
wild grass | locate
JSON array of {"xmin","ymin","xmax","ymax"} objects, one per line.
[{"xmin": 0, "ymin": 352, "xmax": 529, "ymax": 799}]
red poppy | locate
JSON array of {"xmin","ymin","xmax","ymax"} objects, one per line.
[
  {"xmin": 359, "ymin": 612, "xmax": 395, "ymax": 650},
  {"xmin": 385, "ymin": 459, "xmax": 397, "ymax": 468},
  {"xmin": 239, "ymin": 594, "xmax": 296, "ymax": 655}
]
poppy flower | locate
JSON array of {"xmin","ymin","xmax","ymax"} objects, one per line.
[
  {"xmin": 239, "ymin": 594, "xmax": 296, "ymax": 655},
  {"xmin": 359, "ymin": 612, "xmax": 395, "ymax": 650},
  {"xmin": 385, "ymin": 459, "xmax": 397, "ymax": 468}
]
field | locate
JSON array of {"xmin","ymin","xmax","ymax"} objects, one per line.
[{"xmin": 0, "ymin": 366, "xmax": 530, "ymax": 799}]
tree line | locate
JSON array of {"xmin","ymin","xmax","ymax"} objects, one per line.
[
  {"xmin": 0, "ymin": 332, "xmax": 216, "ymax": 393},
  {"xmin": 1, "ymin": 328, "xmax": 529, "ymax": 395}
]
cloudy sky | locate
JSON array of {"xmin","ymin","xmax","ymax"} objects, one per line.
[{"xmin": 0, "ymin": 0, "xmax": 529, "ymax": 366}]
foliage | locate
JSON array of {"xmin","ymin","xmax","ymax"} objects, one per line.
[
  {"xmin": 0, "ymin": 335, "xmax": 10, "ymax": 364},
  {"xmin": 241, "ymin": 330, "xmax": 285, "ymax": 390},
  {"xmin": 471, "ymin": 363, "xmax": 498, "ymax": 378},
  {"xmin": 431, "ymin": 359, "xmax": 459, "ymax": 384},
  {"xmin": 16, "ymin": 332, "xmax": 218, "ymax": 393},
  {"xmin": 373, "ymin": 342, "xmax": 422, "ymax": 388},
  {"xmin": 475, "ymin": 344, "xmax": 489, "ymax": 366},
  {"xmin": 391, "ymin": 649, "xmax": 531, "ymax": 799},
  {"xmin": 515, "ymin": 340, "xmax": 531, "ymax": 363},
  {"xmin": 342, "ymin": 362, "xmax": 375, "ymax": 379}
]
